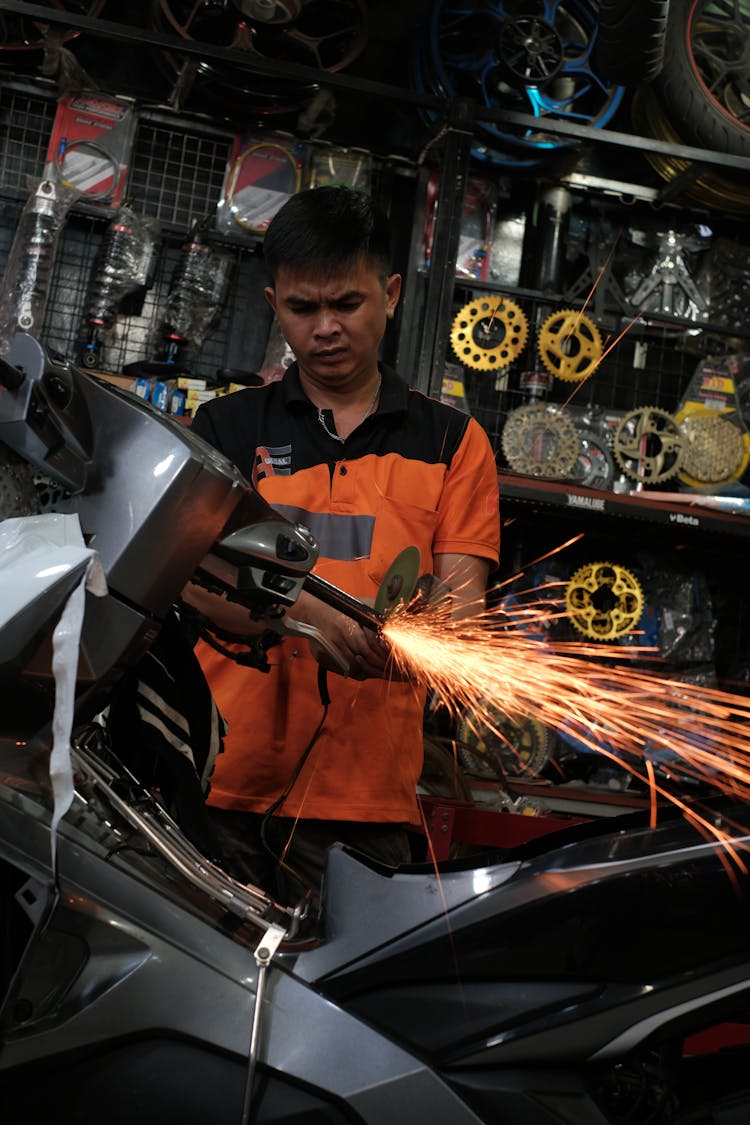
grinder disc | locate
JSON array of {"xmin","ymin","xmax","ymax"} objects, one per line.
[{"xmin": 374, "ymin": 546, "xmax": 420, "ymax": 616}]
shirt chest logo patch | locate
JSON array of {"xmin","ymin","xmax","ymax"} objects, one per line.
[{"xmin": 253, "ymin": 444, "xmax": 292, "ymax": 486}]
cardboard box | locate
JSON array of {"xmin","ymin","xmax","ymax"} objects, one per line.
[{"xmin": 177, "ymin": 377, "xmax": 209, "ymax": 391}]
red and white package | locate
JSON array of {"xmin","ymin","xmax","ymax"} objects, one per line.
[
  {"xmin": 45, "ymin": 92, "xmax": 137, "ymax": 210},
  {"xmin": 216, "ymin": 132, "xmax": 304, "ymax": 240}
]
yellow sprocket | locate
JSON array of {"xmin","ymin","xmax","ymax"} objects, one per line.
[
  {"xmin": 538, "ymin": 308, "xmax": 603, "ymax": 382},
  {"xmin": 450, "ymin": 296, "xmax": 529, "ymax": 371},
  {"xmin": 565, "ymin": 561, "xmax": 644, "ymax": 641}
]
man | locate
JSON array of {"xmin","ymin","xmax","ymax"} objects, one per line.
[{"xmin": 185, "ymin": 186, "xmax": 500, "ymax": 913}]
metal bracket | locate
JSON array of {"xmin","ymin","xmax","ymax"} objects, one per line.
[
  {"xmin": 242, "ymin": 923, "xmax": 287, "ymax": 1123},
  {"xmin": 629, "ymin": 230, "xmax": 709, "ymax": 320}
]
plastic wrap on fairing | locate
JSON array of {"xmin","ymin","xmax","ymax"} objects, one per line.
[{"xmin": 0, "ymin": 334, "xmax": 252, "ymax": 687}]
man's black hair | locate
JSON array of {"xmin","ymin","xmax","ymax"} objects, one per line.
[{"xmin": 263, "ymin": 186, "xmax": 392, "ymax": 281}]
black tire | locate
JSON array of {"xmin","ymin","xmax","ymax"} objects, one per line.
[
  {"xmin": 594, "ymin": 0, "xmax": 670, "ymax": 86},
  {"xmin": 655, "ymin": 0, "xmax": 750, "ymax": 158}
]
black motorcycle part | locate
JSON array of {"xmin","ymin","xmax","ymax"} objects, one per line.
[
  {"xmin": 411, "ymin": 0, "xmax": 626, "ymax": 168},
  {"xmin": 593, "ymin": 0, "xmax": 670, "ymax": 86},
  {"xmin": 150, "ymin": 0, "xmax": 368, "ymax": 121},
  {"xmin": 320, "ymin": 828, "xmax": 750, "ymax": 1065},
  {"xmin": 655, "ymin": 0, "xmax": 750, "ymax": 158},
  {"xmin": 0, "ymin": 1039, "xmax": 357, "ymax": 1124}
]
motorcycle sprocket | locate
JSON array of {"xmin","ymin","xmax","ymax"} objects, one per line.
[
  {"xmin": 450, "ymin": 296, "xmax": 529, "ymax": 371},
  {"xmin": 458, "ymin": 707, "xmax": 555, "ymax": 779},
  {"xmin": 501, "ymin": 403, "xmax": 579, "ymax": 478},
  {"xmin": 565, "ymin": 560, "xmax": 644, "ymax": 641},
  {"xmin": 538, "ymin": 308, "xmax": 603, "ymax": 382},
  {"xmin": 613, "ymin": 405, "xmax": 683, "ymax": 484}
]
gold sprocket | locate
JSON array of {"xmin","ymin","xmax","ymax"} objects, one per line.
[
  {"xmin": 501, "ymin": 403, "xmax": 579, "ymax": 478},
  {"xmin": 538, "ymin": 308, "xmax": 603, "ymax": 382},
  {"xmin": 565, "ymin": 561, "xmax": 644, "ymax": 641},
  {"xmin": 613, "ymin": 405, "xmax": 683, "ymax": 484},
  {"xmin": 450, "ymin": 296, "xmax": 529, "ymax": 371},
  {"xmin": 458, "ymin": 707, "xmax": 554, "ymax": 778}
]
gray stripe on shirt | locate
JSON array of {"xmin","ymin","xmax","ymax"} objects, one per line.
[{"xmin": 274, "ymin": 506, "xmax": 375, "ymax": 561}]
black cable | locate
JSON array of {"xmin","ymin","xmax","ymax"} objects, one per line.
[
  {"xmin": 176, "ymin": 598, "xmax": 282, "ymax": 672},
  {"xmin": 196, "ymin": 622, "xmax": 281, "ymax": 672}
]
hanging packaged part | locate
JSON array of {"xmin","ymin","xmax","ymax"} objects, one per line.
[
  {"xmin": 79, "ymin": 204, "xmax": 161, "ymax": 370},
  {"xmin": 0, "ymin": 177, "xmax": 81, "ymax": 354},
  {"xmin": 155, "ymin": 225, "xmax": 234, "ymax": 369}
]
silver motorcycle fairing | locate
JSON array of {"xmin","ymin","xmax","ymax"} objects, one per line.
[
  {"xmin": 297, "ymin": 803, "xmax": 750, "ymax": 1058},
  {"xmin": 0, "ymin": 760, "xmax": 489, "ymax": 1124},
  {"xmin": 0, "ymin": 336, "xmax": 325, "ymax": 688}
]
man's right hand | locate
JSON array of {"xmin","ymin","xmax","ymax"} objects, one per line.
[{"xmin": 287, "ymin": 591, "xmax": 409, "ymax": 681}]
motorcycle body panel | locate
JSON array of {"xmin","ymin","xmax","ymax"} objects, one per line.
[{"xmin": 2, "ymin": 744, "xmax": 750, "ymax": 1123}]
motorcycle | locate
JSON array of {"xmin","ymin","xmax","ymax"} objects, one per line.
[{"xmin": 1, "ymin": 335, "xmax": 750, "ymax": 1124}]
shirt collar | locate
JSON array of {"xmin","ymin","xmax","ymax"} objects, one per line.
[{"xmin": 282, "ymin": 362, "xmax": 409, "ymax": 417}]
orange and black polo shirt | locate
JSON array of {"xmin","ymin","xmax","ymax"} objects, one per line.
[{"xmin": 192, "ymin": 363, "xmax": 500, "ymax": 824}]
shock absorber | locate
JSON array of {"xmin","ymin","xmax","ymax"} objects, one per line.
[
  {"xmin": 156, "ymin": 226, "xmax": 234, "ymax": 369},
  {"xmin": 80, "ymin": 204, "xmax": 161, "ymax": 369},
  {"xmin": 15, "ymin": 181, "xmax": 58, "ymax": 334},
  {"xmin": 0, "ymin": 178, "xmax": 79, "ymax": 353}
]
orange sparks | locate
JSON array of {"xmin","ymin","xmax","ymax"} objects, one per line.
[{"xmin": 383, "ymin": 597, "xmax": 750, "ymax": 862}]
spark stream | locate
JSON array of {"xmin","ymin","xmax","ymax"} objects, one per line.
[{"xmin": 383, "ymin": 602, "xmax": 750, "ymax": 823}]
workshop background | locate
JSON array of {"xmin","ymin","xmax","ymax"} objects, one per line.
[{"xmin": 2, "ymin": 0, "xmax": 750, "ymax": 843}]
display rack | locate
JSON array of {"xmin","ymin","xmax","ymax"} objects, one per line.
[
  {"xmin": 0, "ymin": 79, "xmax": 413, "ymax": 382},
  {"xmin": 497, "ymin": 472, "xmax": 750, "ymax": 540},
  {"xmin": 0, "ymin": 81, "xmax": 269, "ymax": 379}
]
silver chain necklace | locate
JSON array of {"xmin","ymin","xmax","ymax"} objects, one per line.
[{"xmin": 316, "ymin": 375, "xmax": 381, "ymax": 443}]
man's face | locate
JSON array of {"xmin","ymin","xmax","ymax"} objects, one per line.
[{"xmin": 264, "ymin": 258, "xmax": 401, "ymax": 388}]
